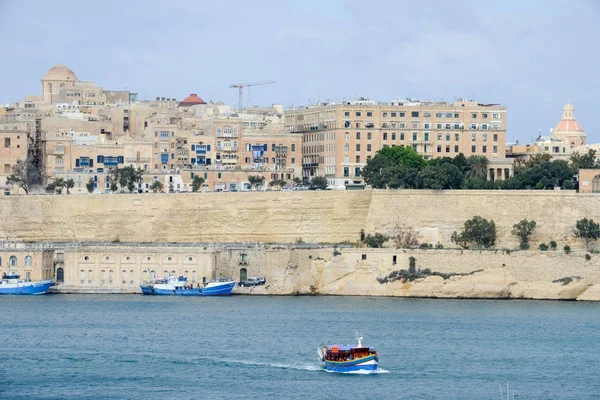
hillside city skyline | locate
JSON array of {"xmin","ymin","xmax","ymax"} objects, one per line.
[{"xmin": 0, "ymin": 1, "xmax": 598, "ymax": 143}]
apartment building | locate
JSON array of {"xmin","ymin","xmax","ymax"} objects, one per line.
[
  {"xmin": 0, "ymin": 122, "xmax": 29, "ymax": 190},
  {"xmin": 285, "ymin": 98, "xmax": 511, "ymax": 188}
]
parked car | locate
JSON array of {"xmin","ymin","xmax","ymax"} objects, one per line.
[{"xmin": 238, "ymin": 279, "xmax": 258, "ymax": 287}]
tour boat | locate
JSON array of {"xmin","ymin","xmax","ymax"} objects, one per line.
[
  {"xmin": 140, "ymin": 275, "xmax": 235, "ymax": 296},
  {"xmin": 0, "ymin": 272, "xmax": 53, "ymax": 295},
  {"xmin": 317, "ymin": 332, "xmax": 379, "ymax": 372}
]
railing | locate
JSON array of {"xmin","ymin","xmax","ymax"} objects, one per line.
[{"xmin": 125, "ymin": 158, "xmax": 151, "ymax": 163}]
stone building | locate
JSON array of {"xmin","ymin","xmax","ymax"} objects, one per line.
[
  {"xmin": 285, "ymin": 98, "xmax": 512, "ymax": 189},
  {"xmin": 0, "ymin": 245, "xmax": 54, "ymax": 281}
]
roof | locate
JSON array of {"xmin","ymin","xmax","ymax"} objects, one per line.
[
  {"xmin": 179, "ymin": 93, "xmax": 207, "ymax": 107},
  {"xmin": 42, "ymin": 64, "xmax": 78, "ymax": 81},
  {"xmin": 554, "ymin": 120, "xmax": 584, "ymax": 132}
]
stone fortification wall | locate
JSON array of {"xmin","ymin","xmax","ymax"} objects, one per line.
[{"xmin": 0, "ymin": 190, "xmax": 599, "ymax": 250}]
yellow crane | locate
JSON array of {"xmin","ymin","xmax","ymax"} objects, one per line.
[{"xmin": 229, "ymin": 80, "xmax": 275, "ymax": 112}]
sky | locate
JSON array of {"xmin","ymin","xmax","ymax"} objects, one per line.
[{"xmin": 0, "ymin": 0, "xmax": 598, "ymax": 143}]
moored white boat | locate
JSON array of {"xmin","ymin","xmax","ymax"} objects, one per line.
[
  {"xmin": 0, "ymin": 272, "xmax": 53, "ymax": 295},
  {"xmin": 140, "ymin": 275, "xmax": 235, "ymax": 296}
]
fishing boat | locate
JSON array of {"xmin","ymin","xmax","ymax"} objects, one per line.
[
  {"xmin": 140, "ymin": 275, "xmax": 235, "ymax": 296},
  {"xmin": 317, "ymin": 331, "xmax": 379, "ymax": 372},
  {"xmin": 0, "ymin": 271, "xmax": 53, "ymax": 295}
]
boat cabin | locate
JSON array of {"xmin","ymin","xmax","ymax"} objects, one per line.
[{"xmin": 324, "ymin": 345, "xmax": 377, "ymax": 362}]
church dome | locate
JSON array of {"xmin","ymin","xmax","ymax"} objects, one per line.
[
  {"xmin": 553, "ymin": 102, "xmax": 584, "ymax": 132},
  {"xmin": 42, "ymin": 64, "xmax": 78, "ymax": 81},
  {"xmin": 179, "ymin": 93, "xmax": 207, "ymax": 107}
]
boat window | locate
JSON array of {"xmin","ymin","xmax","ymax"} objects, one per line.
[
  {"xmin": 9, "ymin": 256, "xmax": 17, "ymax": 267},
  {"xmin": 240, "ymin": 268, "xmax": 247, "ymax": 282},
  {"xmin": 25, "ymin": 256, "xmax": 32, "ymax": 267}
]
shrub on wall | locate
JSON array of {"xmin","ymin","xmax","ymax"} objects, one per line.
[
  {"xmin": 564, "ymin": 245, "xmax": 571, "ymax": 254},
  {"xmin": 538, "ymin": 243, "xmax": 548, "ymax": 251}
]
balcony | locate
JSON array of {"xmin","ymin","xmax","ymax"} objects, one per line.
[{"xmin": 217, "ymin": 146, "xmax": 238, "ymax": 152}]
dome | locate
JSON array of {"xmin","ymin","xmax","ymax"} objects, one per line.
[
  {"xmin": 553, "ymin": 120, "xmax": 584, "ymax": 132},
  {"xmin": 179, "ymin": 93, "xmax": 207, "ymax": 107},
  {"xmin": 564, "ymin": 102, "xmax": 574, "ymax": 110},
  {"xmin": 42, "ymin": 64, "xmax": 77, "ymax": 81}
]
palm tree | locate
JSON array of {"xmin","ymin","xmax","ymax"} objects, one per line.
[{"xmin": 465, "ymin": 155, "xmax": 489, "ymax": 181}]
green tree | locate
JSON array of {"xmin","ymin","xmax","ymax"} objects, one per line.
[
  {"xmin": 65, "ymin": 178, "xmax": 75, "ymax": 194},
  {"xmin": 451, "ymin": 216, "xmax": 496, "ymax": 249},
  {"xmin": 293, "ymin": 177, "xmax": 302, "ymax": 187},
  {"xmin": 419, "ymin": 163, "xmax": 463, "ymax": 189},
  {"xmin": 465, "ymin": 155, "xmax": 489, "ymax": 181},
  {"xmin": 309, "ymin": 176, "xmax": 328, "ymax": 190},
  {"xmin": 150, "ymin": 180, "xmax": 163, "ymax": 193},
  {"xmin": 112, "ymin": 166, "xmax": 143, "ymax": 192},
  {"xmin": 191, "ymin": 176, "xmax": 205, "ymax": 192},
  {"xmin": 6, "ymin": 160, "xmax": 40, "ymax": 194},
  {"xmin": 110, "ymin": 176, "xmax": 118, "ymax": 192},
  {"xmin": 362, "ymin": 146, "xmax": 427, "ymax": 188},
  {"xmin": 570, "ymin": 149, "xmax": 597, "ymax": 171},
  {"xmin": 45, "ymin": 182, "xmax": 56, "ymax": 194},
  {"xmin": 248, "ymin": 175, "xmax": 265, "ymax": 189},
  {"xmin": 364, "ymin": 233, "xmax": 389, "ymax": 248},
  {"xmin": 53, "ymin": 178, "xmax": 65, "ymax": 194},
  {"xmin": 574, "ymin": 218, "xmax": 600, "ymax": 251},
  {"xmin": 511, "ymin": 219, "xmax": 537, "ymax": 246},
  {"xmin": 86, "ymin": 178, "xmax": 95, "ymax": 193}
]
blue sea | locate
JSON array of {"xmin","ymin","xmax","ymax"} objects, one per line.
[{"xmin": 1, "ymin": 295, "xmax": 599, "ymax": 399}]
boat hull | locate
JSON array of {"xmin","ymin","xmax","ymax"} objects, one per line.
[
  {"xmin": 0, "ymin": 280, "xmax": 53, "ymax": 295},
  {"xmin": 323, "ymin": 355, "xmax": 379, "ymax": 372},
  {"xmin": 140, "ymin": 281, "xmax": 235, "ymax": 296}
]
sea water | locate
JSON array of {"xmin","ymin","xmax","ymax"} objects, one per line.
[{"xmin": 1, "ymin": 295, "xmax": 599, "ymax": 399}]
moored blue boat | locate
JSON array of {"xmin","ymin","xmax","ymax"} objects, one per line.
[
  {"xmin": 140, "ymin": 275, "xmax": 235, "ymax": 296},
  {"xmin": 0, "ymin": 272, "xmax": 53, "ymax": 295},
  {"xmin": 317, "ymin": 332, "xmax": 379, "ymax": 372}
]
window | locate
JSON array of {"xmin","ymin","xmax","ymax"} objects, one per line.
[
  {"xmin": 391, "ymin": 112, "xmax": 397, "ymax": 117},
  {"xmin": 25, "ymin": 256, "xmax": 32, "ymax": 266},
  {"xmin": 291, "ymin": 144, "xmax": 296, "ymax": 152},
  {"xmin": 482, "ymin": 145, "xmax": 487, "ymax": 153},
  {"xmin": 454, "ymin": 113, "xmax": 460, "ymax": 118},
  {"xmin": 356, "ymin": 132, "xmax": 360, "ymax": 140},
  {"xmin": 392, "ymin": 255, "xmax": 397, "ymax": 265},
  {"xmin": 492, "ymin": 113, "xmax": 500, "ymax": 119},
  {"xmin": 344, "ymin": 143, "xmax": 349, "ymax": 152},
  {"xmin": 291, "ymin": 158, "xmax": 295, "ymax": 163},
  {"xmin": 472, "ymin": 134, "xmax": 476, "ymax": 141},
  {"xmin": 437, "ymin": 145, "xmax": 441, "ymax": 152},
  {"xmin": 354, "ymin": 167, "xmax": 361, "ymax": 177},
  {"xmin": 437, "ymin": 133, "xmax": 442, "ymax": 140},
  {"xmin": 424, "ymin": 112, "xmax": 431, "ymax": 117},
  {"xmin": 493, "ymin": 145, "xmax": 498, "ymax": 153},
  {"xmin": 424, "ymin": 133, "xmax": 429, "ymax": 141},
  {"xmin": 382, "ymin": 112, "xmax": 388, "ymax": 117},
  {"xmin": 482, "ymin": 113, "xmax": 488, "ymax": 118},
  {"xmin": 493, "ymin": 134, "xmax": 498, "ymax": 142},
  {"xmin": 367, "ymin": 144, "xmax": 372, "ymax": 152},
  {"xmin": 9, "ymin": 256, "xmax": 17, "ymax": 267},
  {"xmin": 482, "ymin": 134, "xmax": 487, "ymax": 142},
  {"xmin": 412, "ymin": 132, "xmax": 418, "ymax": 141},
  {"xmin": 454, "ymin": 145, "xmax": 459, "ymax": 153},
  {"xmin": 361, "ymin": 254, "xmax": 367, "ymax": 260},
  {"xmin": 3, "ymin": 164, "xmax": 9, "ymax": 174},
  {"xmin": 356, "ymin": 155, "xmax": 360, "ymax": 163},
  {"xmin": 344, "ymin": 155, "xmax": 349, "ymax": 163},
  {"xmin": 455, "ymin": 134, "xmax": 460, "ymax": 141},
  {"xmin": 436, "ymin": 123, "xmax": 442, "ymax": 129},
  {"xmin": 4, "ymin": 138, "xmax": 10, "ymax": 147},
  {"xmin": 355, "ymin": 111, "xmax": 361, "ymax": 117},
  {"xmin": 412, "ymin": 122, "xmax": 418, "ymax": 129},
  {"xmin": 424, "ymin": 123, "xmax": 430, "ymax": 129},
  {"xmin": 411, "ymin": 111, "xmax": 419, "ymax": 118},
  {"xmin": 446, "ymin": 146, "xmax": 450, "ymax": 153},
  {"xmin": 445, "ymin": 123, "xmax": 452, "ymax": 130},
  {"xmin": 435, "ymin": 112, "xmax": 442, "ymax": 118},
  {"xmin": 392, "ymin": 133, "xmax": 396, "ymax": 140},
  {"xmin": 472, "ymin": 113, "xmax": 477, "ymax": 118},
  {"xmin": 470, "ymin": 123, "xmax": 478, "ymax": 130},
  {"xmin": 367, "ymin": 112, "xmax": 372, "ymax": 117},
  {"xmin": 472, "ymin": 145, "xmax": 476, "ymax": 153},
  {"xmin": 400, "ymin": 133, "xmax": 404, "ymax": 140},
  {"xmin": 367, "ymin": 132, "xmax": 371, "ymax": 140},
  {"xmin": 383, "ymin": 133, "xmax": 387, "ymax": 140},
  {"xmin": 481, "ymin": 124, "xmax": 488, "ymax": 130},
  {"xmin": 399, "ymin": 112, "xmax": 406, "ymax": 117},
  {"xmin": 344, "ymin": 167, "xmax": 349, "ymax": 177},
  {"xmin": 356, "ymin": 144, "xmax": 360, "ymax": 151}
]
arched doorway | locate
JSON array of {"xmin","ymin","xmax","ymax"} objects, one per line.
[
  {"xmin": 592, "ymin": 174, "xmax": 600, "ymax": 193},
  {"xmin": 240, "ymin": 268, "xmax": 247, "ymax": 282},
  {"xmin": 56, "ymin": 267, "xmax": 64, "ymax": 282}
]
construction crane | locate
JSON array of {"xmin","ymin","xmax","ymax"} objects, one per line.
[{"xmin": 229, "ymin": 80, "xmax": 275, "ymax": 112}]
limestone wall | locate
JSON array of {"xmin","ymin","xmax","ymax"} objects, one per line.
[{"xmin": 1, "ymin": 190, "xmax": 600, "ymax": 250}]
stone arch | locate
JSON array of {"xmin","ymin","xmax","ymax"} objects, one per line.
[{"xmin": 592, "ymin": 174, "xmax": 600, "ymax": 193}]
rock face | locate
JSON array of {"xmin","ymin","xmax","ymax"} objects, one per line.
[
  {"xmin": 577, "ymin": 284, "xmax": 600, "ymax": 301},
  {"xmin": 510, "ymin": 279, "xmax": 590, "ymax": 300}
]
